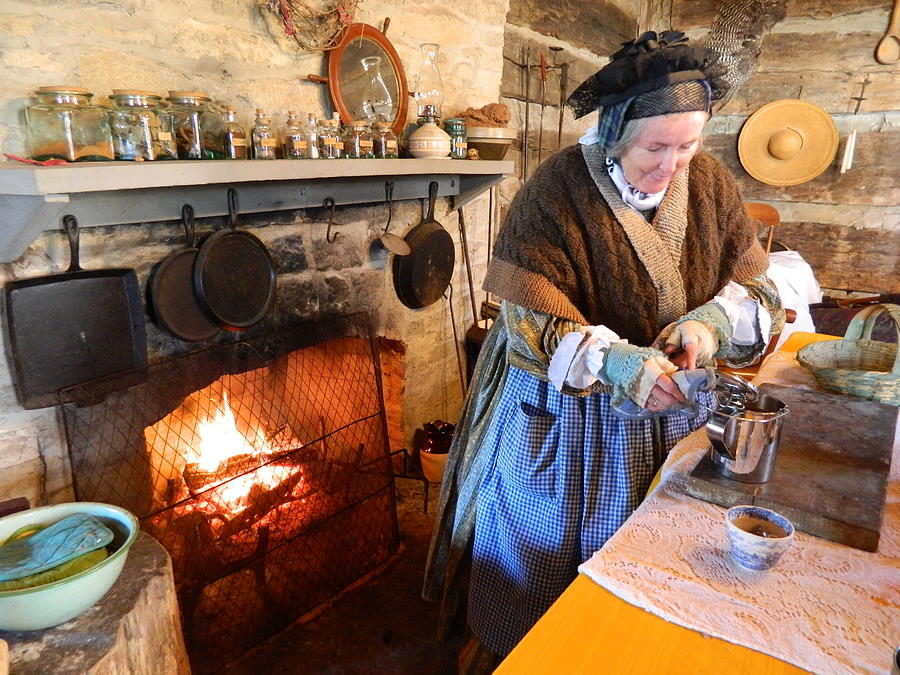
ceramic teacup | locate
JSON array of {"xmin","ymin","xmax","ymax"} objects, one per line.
[{"xmin": 725, "ymin": 505, "xmax": 794, "ymax": 571}]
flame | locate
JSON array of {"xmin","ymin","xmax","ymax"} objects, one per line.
[{"xmin": 193, "ymin": 392, "xmax": 272, "ymax": 472}]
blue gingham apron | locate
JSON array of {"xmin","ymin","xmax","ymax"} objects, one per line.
[{"xmin": 468, "ymin": 365, "xmax": 711, "ymax": 656}]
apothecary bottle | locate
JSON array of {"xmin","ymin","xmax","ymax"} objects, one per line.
[
  {"xmin": 222, "ymin": 107, "xmax": 248, "ymax": 159},
  {"xmin": 166, "ymin": 91, "xmax": 212, "ymax": 159},
  {"xmin": 25, "ymin": 86, "xmax": 114, "ymax": 162},
  {"xmin": 372, "ymin": 122, "xmax": 398, "ymax": 158},
  {"xmin": 283, "ymin": 110, "xmax": 307, "ymax": 159},
  {"xmin": 251, "ymin": 109, "xmax": 277, "ymax": 159},
  {"xmin": 304, "ymin": 113, "xmax": 320, "ymax": 158},
  {"xmin": 343, "ymin": 120, "xmax": 374, "ymax": 159},
  {"xmin": 317, "ymin": 118, "xmax": 343, "ymax": 159},
  {"xmin": 443, "ymin": 118, "xmax": 468, "ymax": 159},
  {"xmin": 107, "ymin": 90, "xmax": 168, "ymax": 161}
]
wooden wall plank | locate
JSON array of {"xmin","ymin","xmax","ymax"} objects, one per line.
[
  {"xmin": 672, "ymin": 0, "xmax": 887, "ymax": 31},
  {"xmin": 507, "ymin": 0, "xmax": 634, "ymax": 55},
  {"xmin": 718, "ymin": 70, "xmax": 898, "ymax": 115},
  {"xmin": 774, "ymin": 221, "xmax": 900, "ymax": 293},
  {"xmin": 704, "ymin": 129, "xmax": 900, "ymax": 206}
]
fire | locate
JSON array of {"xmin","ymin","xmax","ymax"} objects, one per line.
[{"xmin": 193, "ymin": 392, "xmax": 272, "ymax": 472}]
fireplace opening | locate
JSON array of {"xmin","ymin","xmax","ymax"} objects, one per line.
[{"xmin": 59, "ymin": 315, "xmax": 400, "ymax": 672}]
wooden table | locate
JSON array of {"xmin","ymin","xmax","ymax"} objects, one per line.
[{"xmin": 496, "ymin": 333, "xmax": 852, "ymax": 675}]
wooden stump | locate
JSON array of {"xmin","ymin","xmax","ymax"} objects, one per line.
[{"xmin": 3, "ymin": 532, "xmax": 190, "ymax": 675}]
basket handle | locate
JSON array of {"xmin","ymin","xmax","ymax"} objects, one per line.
[{"xmin": 843, "ymin": 303, "xmax": 900, "ymax": 375}]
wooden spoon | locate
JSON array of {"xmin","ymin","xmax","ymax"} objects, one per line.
[{"xmin": 875, "ymin": 0, "xmax": 900, "ymax": 64}]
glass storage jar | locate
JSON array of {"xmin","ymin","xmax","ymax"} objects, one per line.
[
  {"xmin": 317, "ymin": 118, "xmax": 343, "ymax": 159},
  {"xmin": 343, "ymin": 120, "xmax": 374, "ymax": 159},
  {"xmin": 251, "ymin": 109, "xmax": 277, "ymax": 159},
  {"xmin": 304, "ymin": 113, "xmax": 320, "ymax": 159},
  {"xmin": 25, "ymin": 86, "xmax": 114, "ymax": 162},
  {"xmin": 443, "ymin": 117, "xmax": 468, "ymax": 159},
  {"xmin": 165, "ymin": 91, "xmax": 225, "ymax": 159},
  {"xmin": 222, "ymin": 107, "xmax": 248, "ymax": 159},
  {"xmin": 372, "ymin": 122, "xmax": 398, "ymax": 158},
  {"xmin": 108, "ymin": 90, "xmax": 173, "ymax": 161},
  {"xmin": 282, "ymin": 110, "xmax": 308, "ymax": 159}
]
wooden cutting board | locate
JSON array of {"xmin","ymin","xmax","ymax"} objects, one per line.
[{"xmin": 685, "ymin": 383, "xmax": 897, "ymax": 552}]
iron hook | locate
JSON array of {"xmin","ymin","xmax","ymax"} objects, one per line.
[
  {"xmin": 227, "ymin": 188, "xmax": 239, "ymax": 229},
  {"xmin": 324, "ymin": 197, "xmax": 339, "ymax": 243},
  {"xmin": 384, "ymin": 181, "xmax": 394, "ymax": 234}
]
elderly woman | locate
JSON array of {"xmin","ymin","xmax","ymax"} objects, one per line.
[{"xmin": 424, "ymin": 32, "xmax": 784, "ymax": 667}]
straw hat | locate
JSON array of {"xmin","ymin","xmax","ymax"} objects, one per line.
[{"xmin": 738, "ymin": 99, "xmax": 839, "ymax": 186}]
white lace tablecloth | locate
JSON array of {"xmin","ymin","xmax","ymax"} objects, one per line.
[{"xmin": 579, "ymin": 351, "xmax": 900, "ymax": 674}]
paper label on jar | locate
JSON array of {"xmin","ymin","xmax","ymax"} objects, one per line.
[
  {"xmin": 387, "ymin": 140, "xmax": 397, "ymax": 150},
  {"xmin": 292, "ymin": 140, "xmax": 307, "ymax": 150},
  {"xmin": 335, "ymin": 141, "xmax": 344, "ymax": 150},
  {"xmin": 157, "ymin": 131, "xmax": 172, "ymax": 142},
  {"xmin": 360, "ymin": 140, "xmax": 373, "ymax": 150},
  {"xmin": 261, "ymin": 138, "xmax": 277, "ymax": 147},
  {"xmin": 458, "ymin": 142, "xmax": 468, "ymax": 149},
  {"xmin": 232, "ymin": 138, "xmax": 248, "ymax": 146}
]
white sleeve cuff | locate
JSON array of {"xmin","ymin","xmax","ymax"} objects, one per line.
[
  {"xmin": 713, "ymin": 282, "xmax": 768, "ymax": 346},
  {"xmin": 548, "ymin": 324, "xmax": 623, "ymax": 391}
]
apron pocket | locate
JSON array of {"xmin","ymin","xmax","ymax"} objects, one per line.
[{"xmin": 496, "ymin": 401, "xmax": 559, "ymax": 499}]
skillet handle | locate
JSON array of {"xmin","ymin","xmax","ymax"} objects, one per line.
[
  {"xmin": 227, "ymin": 188, "xmax": 239, "ymax": 230},
  {"xmin": 61, "ymin": 215, "xmax": 82, "ymax": 272},
  {"xmin": 181, "ymin": 204, "xmax": 196, "ymax": 247},
  {"xmin": 426, "ymin": 181, "xmax": 438, "ymax": 223}
]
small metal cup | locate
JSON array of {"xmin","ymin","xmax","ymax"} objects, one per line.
[{"xmin": 707, "ymin": 394, "xmax": 789, "ymax": 483}]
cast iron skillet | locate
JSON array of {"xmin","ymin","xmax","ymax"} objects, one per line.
[
  {"xmin": 392, "ymin": 181, "xmax": 455, "ymax": 309},
  {"xmin": 149, "ymin": 204, "xmax": 220, "ymax": 342},
  {"xmin": 4, "ymin": 215, "xmax": 147, "ymax": 409},
  {"xmin": 193, "ymin": 188, "xmax": 277, "ymax": 330}
]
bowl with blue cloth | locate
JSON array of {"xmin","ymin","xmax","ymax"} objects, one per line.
[{"xmin": 0, "ymin": 502, "xmax": 139, "ymax": 631}]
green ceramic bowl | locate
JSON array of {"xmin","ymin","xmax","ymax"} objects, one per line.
[{"xmin": 0, "ymin": 502, "xmax": 139, "ymax": 631}]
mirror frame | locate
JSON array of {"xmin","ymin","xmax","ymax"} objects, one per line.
[{"xmin": 327, "ymin": 23, "xmax": 409, "ymax": 136}]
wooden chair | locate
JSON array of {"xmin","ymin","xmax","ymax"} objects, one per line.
[
  {"xmin": 717, "ymin": 202, "xmax": 796, "ymax": 379},
  {"xmin": 745, "ymin": 201, "xmax": 780, "ymax": 255}
]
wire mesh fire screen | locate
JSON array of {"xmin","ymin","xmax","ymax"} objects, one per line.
[{"xmin": 60, "ymin": 315, "xmax": 400, "ymax": 672}]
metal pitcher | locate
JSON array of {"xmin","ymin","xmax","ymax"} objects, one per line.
[{"xmin": 705, "ymin": 373, "xmax": 789, "ymax": 483}]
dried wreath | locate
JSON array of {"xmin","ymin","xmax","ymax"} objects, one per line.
[{"xmin": 261, "ymin": 0, "xmax": 359, "ymax": 51}]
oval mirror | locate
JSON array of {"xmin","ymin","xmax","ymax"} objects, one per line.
[{"xmin": 327, "ymin": 22, "xmax": 409, "ymax": 136}]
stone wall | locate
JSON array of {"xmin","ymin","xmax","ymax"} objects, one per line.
[{"xmin": 0, "ymin": 0, "xmax": 510, "ymax": 505}]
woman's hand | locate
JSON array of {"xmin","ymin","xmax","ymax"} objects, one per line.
[
  {"xmin": 644, "ymin": 373, "xmax": 688, "ymax": 412},
  {"xmin": 663, "ymin": 341, "xmax": 698, "ymax": 370}
]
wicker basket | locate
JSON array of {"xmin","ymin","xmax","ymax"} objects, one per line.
[{"xmin": 796, "ymin": 303, "xmax": 900, "ymax": 406}]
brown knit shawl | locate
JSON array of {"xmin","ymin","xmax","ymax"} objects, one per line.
[{"xmin": 483, "ymin": 146, "xmax": 768, "ymax": 346}]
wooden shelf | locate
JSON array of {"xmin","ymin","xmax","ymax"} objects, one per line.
[{"xmin": 0, "ymin": 158, "xmax": 513, "ymax": 262}]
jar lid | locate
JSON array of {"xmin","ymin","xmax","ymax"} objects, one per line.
[
  {"xmin": 167, "ymin": 90, "xmax": 210, "ymax": 100},
  {"xmin": 37, "ymin": 86, "xmax": 91, "ymax": 96},
  {"xmin": 374, "ymin": 122, "xmax": 394, "ymax": 130},
  {"xmin": 112, "ymin": 89, "xmax": 160, "ymax": 98},
  {"xmin": 351, "ymin": 120, "xmax": 370, "ymax": 128}
]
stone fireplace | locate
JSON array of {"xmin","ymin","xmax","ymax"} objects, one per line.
[{"xmin": 59, "ymin": 315, "xmax": 398, "ymax": 672}]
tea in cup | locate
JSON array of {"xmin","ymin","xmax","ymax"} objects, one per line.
[{"xmin": 725, "ymin": 505, "xmax": 794, "ymax": 571}]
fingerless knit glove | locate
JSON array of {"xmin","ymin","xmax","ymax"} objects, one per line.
[
  {"xmin": 598, "ymin": 342, "xmax": 677, "ymax": 406},
  {"xmin": 666, "ymin": 302, "xmax": 733, "ymax": 366}
]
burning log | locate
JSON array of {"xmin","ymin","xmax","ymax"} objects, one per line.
[{"xmin": 216, "ymin": 466, "xmax": 306, "ymax": 541}]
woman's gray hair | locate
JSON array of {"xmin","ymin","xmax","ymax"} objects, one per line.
[
  {"xmin": 605, "ymin": 115, "xmax": 707, "ymax": 159},
  {"xmin": 606, "ymin": 118, "xmax": 651, "ymax": 159}
]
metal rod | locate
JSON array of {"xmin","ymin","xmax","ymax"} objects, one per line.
[
  {"xmin": 538, "ymin": 52, "xmax": 547, "ymax": 165},
  {"xmin": 457, "ymin": 207, "xmax": 480, "ymax": 322},
  {"xmin": 522, "ymin": 46, "xmax": 530, "ymax": 181}
]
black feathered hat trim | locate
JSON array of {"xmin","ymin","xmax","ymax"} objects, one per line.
[{"xmin": 566, "ymin": 30, "xmax": 729, "ymax": 119}]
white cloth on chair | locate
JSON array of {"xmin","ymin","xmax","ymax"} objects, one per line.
[{"xmin": 766, "ymin": 250, "xmax": 822, "ymax": 349}]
